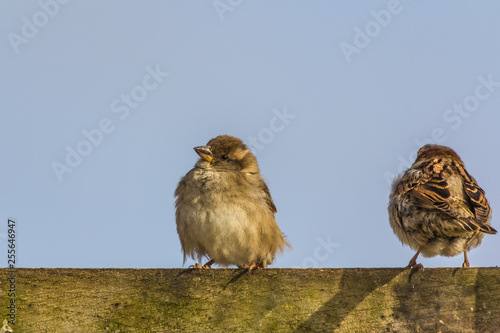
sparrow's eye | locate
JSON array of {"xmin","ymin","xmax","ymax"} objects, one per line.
[{"xmin": 221, "ymin": 155, "xmax": 229, "ymax": 160}]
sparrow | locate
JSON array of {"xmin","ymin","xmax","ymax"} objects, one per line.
[
  {"xmin": 388, "ymin": 144, "xmax": 496, "ymax": 268},
  {"xmin": 174, "ymin": 135, "xmax": 291, "ymax": 270}
]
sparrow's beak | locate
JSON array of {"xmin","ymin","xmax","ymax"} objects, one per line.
[{"xmin": 194, "ymin": 146, "xmax": 213, "ymax": 162}]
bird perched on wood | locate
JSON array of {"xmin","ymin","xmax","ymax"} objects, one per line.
[
  {"xmin": 388, "ymin": 144, "xmax": 496, "ymax": 268},
  {"xmin": 175, "ymin": 135, "xmax": 290, "ymax": 270}
]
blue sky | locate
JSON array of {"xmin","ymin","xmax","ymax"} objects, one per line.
[{"xmin": 1, "ymin": 1, "xmax": 499, "ymax": 269}]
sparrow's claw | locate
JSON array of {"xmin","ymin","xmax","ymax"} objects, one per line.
[
  {"xmin": 189, "ymin": 259, "xmax": 215, "ymax": 269},
  {"xmin": 242, "ymin": 262, "xmax": 262, "ymax": 272},
  {"xmin": 406, "ymin": 257, "xmax": 424, "ymax": 270},
  {"xmin": 406, "ymin": 262, "xmax": 424, "ymax": 270},
  {"xmin": 406, "ymin": 243, "xmax": 426, "ymax": 269}
]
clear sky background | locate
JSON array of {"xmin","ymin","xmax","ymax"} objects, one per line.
[{"xmin": 1, "ymin": 1, "xmax": 499, "ymax": 269}]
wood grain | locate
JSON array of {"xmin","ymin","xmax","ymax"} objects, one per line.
[{"xmin": 0, "ymin": 268, "xmax": 499, "ymax": 332}]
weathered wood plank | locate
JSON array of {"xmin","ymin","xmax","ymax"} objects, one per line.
[{"xmin": 0, "ymin": 268, "xmax": 499, "ymax": 332}]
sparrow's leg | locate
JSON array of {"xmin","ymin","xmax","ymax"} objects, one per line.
[
  {"xmin": 462, "ymin": 251, "xmax": 470, "ymax": 268},
  {"xmin": 406, "ymin": 242, "xmax": 427, "ymax": 269},
  {"xmin": 203, "ymin": 259, "xmax": 215, "ymax": 268},
  {"xmin": 189, "ymin": 259, "xmax": 215, "ymax": 269},
  {"xmin": 242, "ymin": 262, "xmax": 262, "ymax": 272}
]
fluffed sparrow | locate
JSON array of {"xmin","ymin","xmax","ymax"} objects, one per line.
[
  {"xmin": 175, "ymin": 135, "xmax": 291, "ymax": 269},
  {"xmin": 389, "ymin": 144, "xmax": 496, "ymax": 268}
]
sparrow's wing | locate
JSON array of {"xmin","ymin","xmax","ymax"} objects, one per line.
[
  {"xmin": 258, "ymin": 180, "xmax": 277, "ymax": 214},
  {"xmin": 395, "ymin": 168, "xmax": 432, "ymax": 195},
  {"xmin": 399, "ymin": 160, "xmax": 493, "ymax": 233},
  {"xmin": 453, "ymin": 161, "xmax": 496, "ymax": 234}
]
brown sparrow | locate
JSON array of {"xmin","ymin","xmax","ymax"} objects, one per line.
[
  {"xmin": 389, "ymin": 144, "xmax": 496, "ymax": 268},
  {"xmin": 174, "ymin": 135, "xmax": 290, "ymax": 270}
]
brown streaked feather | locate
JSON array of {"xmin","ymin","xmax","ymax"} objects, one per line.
[
  {"xmin": 259, "ymin": 181, "xmax": 277, "ymax": 214},
  {"xmin": 395, "ymin": 169, "xmax": 430, "ymax": 195},
  {"xmin": 409, "ymin": 179, "xmax": 476, "ymax": 232},
  {"xmin": 400, "ymin": 158, "xmax": 494, "ymax": 234},
  {"xmin": 452, "ymin": 160, "xmax": 496, "ymax": 234}
]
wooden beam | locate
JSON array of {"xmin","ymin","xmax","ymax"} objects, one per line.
[{"xmin": 1, "ymin": 268, "xmax": 499, "ymax": 332}]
